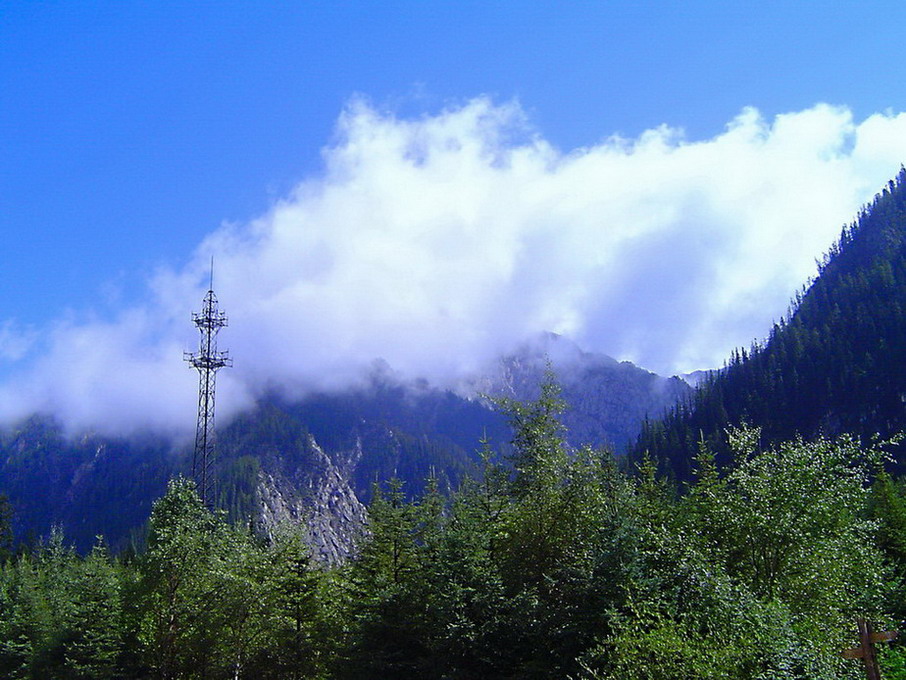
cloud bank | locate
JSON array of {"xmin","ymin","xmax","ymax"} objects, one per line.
[{"xmin": 3, "ymin": 98, "xmax": 906, "ymax": 436}]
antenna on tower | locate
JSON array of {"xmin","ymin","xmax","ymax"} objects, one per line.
[{"xmin": 185, "ymin": 260, "xmax": 232, "ymax": 506}]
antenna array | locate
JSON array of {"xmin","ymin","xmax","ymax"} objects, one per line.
[{"xmin": 184, "ymin": 281, "xmax": 232, "ymax": 506}]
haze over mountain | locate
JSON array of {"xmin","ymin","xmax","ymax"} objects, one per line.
[
  {"xmin": 0, "ymin": 334, "xmax": 688, "ymax": 557},
  {"xmin": 3, "ymin": 101, "xmax": 906, "ymax": 440}
]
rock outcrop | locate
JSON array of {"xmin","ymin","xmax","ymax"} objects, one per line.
[{"xmin": 254, "ymin": 435, "xmax": 367, "ymax": 565}]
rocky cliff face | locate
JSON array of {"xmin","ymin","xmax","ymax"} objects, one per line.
[
  {"xmin": 254, "ymin": 435, "xmax": 366, "ymax": 565},
  {"xmin": 471, "ymin": 333, "xmax": 692, "ymax": 452}
]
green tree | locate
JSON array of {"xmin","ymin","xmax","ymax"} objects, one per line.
[
  {"xmin": 495, "ymin": 370, "xmax": 571, "ymax": 591},
  {"xmin": 0, "ymin": 529, "xmax": 127, "ymax": 679},
  {"xmin": 0, "ymin": 494, "xmax": 13, "ymax": 564},
  {"xmin": 251, "ymin": 525, "xmax": 334, "ymax": 679},
  {"xmin": 340, "ymin": 478, "xmax": 429, "ymax": 678},
  {"xmin": 0, "ymin": 554, "xmax": 41, "ymax": 679},
  {"xmin": 61, "ymin": 540, "xmax": 124, "ymax": 679},
  {"xmin": 867, "ymin": 469, "xmax": 906, "ymax": 635},
  {"xmin": 489, "ymin": 372, "xmax": 632, "ymax": 676},
  {"xmin": 583, "ymin": 429, "xmax": 889, "ymax": 680},
  {"xmin": 26, "ymin": 529, "xmax": 79, "ymax": 678},
  {"xmin": 719, "ymin": 429, "xmax": 886, "ymax": 626},
  {"xmin": 138, "ymin": 477, "xmax": 229, "ymax": 680}
]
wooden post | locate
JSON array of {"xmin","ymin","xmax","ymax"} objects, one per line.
[
  {"xmin": 842, "ymin": 618, "xmax": 898, "ymax": 680},
  {"xmin": 858, "ymin": 619, "xmax": 882, "ymax": 680}
]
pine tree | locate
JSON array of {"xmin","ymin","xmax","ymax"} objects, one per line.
[
  {"xmin": 138, "ymin": 477, "xmax": 227, "ymax": 680},
  {"xmin": 0, "ymin": 494, "xmax": 13, "ymax": 564}
]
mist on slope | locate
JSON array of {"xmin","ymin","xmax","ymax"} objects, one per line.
[{"xmin": 2, "ymin": 97, "xmax": 906, "ymax": 436}]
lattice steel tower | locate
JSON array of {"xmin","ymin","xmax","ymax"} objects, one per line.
[{"xmin": 185, "ymin": 272, "xmax": 232, "ymax": 506}]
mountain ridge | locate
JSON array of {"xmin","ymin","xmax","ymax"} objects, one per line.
[
  {"xmin": 0, "ymin": 340, "xmax": 688, "ymax": 559},
  {"xmin": 632, "ymin": 167, "xmax": 906, "ymax": 478}
]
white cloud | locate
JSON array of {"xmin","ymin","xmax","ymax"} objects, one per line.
[
  {"xmin": 0, "ymin": 321, "xmax": 36, "ymax": 362},
  {"xmin": 2, "ymin": 98, "xmax": 905, "ymax": 435}
]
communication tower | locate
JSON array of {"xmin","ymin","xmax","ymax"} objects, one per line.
[{"xmin": 185, "ymin": 269, "xmax": 232, "ymax": 506}]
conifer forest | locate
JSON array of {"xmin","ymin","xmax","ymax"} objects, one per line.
[{"xmin": 2, "ymin": 386, "xmax": 906, "ymax": 678}]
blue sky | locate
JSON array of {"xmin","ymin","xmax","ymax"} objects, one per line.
[{"xmin": 3, "ymin": 2, "xmax": 906, "ymax": 433}]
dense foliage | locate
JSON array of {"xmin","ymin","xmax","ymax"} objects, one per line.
[
  {"xmin": 634, "ymin": 168, "xmax": 906, "ymax": 480},
  {"xmin": 1, "ymin": 378, "xmax": 904, "ymax": 679}
]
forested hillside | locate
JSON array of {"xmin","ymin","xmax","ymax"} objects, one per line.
[
  {"xmin": 0, "ymin": 419, "xmax": 175, "ymax": 553},
  {"xmin": 0, "ymin": 342, "xmax": 686, "ymax": 555},
  {"xmin": 634, "ymin": 167, "xmax": 906, "ymax": 479},
  {"xmin": 0, "ymin": 381, "xmax": 509, "ymax": 555},
  {"xmin": 2, "ymin": 378, "xmax": 905, "ymax": 678}
]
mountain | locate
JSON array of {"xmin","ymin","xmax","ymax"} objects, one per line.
[
  {"xmin": 469, "ymin": 333, "xmax": 692, "ymax": 452},
  {"xmin": 0, "ymin": 417, "xmax": 174, "ymax": 552},
  {"xmin": 0, "ymin": 340, "xmax": 689, "ymax": 560},
  {"xmin": 632, "ymin": 168, "xmax": 906, "ymax": 480},
  {"xmin": 0, "ymin": 380, "xmax": 509, "ymax": 561}
]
